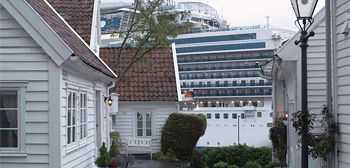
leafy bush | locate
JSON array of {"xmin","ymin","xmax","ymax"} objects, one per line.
[
  {"xmin": 190, "ymin": 150, "xmax": 208, "ymax": 168},
  {"xmin": 214, "ymin": 161, "xmax": 229, "ymax": 168},
  {"xmin": 161, "ymin": 113, "xmax": 206, "ymax": 160},
  {"xmin": 227, "ymin": 165, "xmax": 239, "ymax": 168},
  {"xmin": 244, "ymin": 161, "xmax": 261, "ymax": 168},
  {"xmin": 109, "ymin": 140, "xmax": 119, "ymax": 158},
  {"xmin": 95, "ymin": 142, "xmax": 112, "ymax": 167},
  {"xmin": 152, "ymin": 149, "xmax": 178, "ymax": 161},
  {"xmin": 263, "ymin": 162, "xmax": 280, "ymax": 168},
  {"xmin": 199, "ymin": 145, "xmax": 272, "ymax": 168}
]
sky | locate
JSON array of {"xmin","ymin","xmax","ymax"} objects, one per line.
[{"xmin": 102, "ymin": 0, "xmax": 325, "ymax": 31}]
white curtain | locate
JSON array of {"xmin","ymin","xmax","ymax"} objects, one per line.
[{"xmin": 1, "ymin": 90, "xmax": 18, "ymax": 135}]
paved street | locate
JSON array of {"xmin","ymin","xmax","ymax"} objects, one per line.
[{"xmin": 128, "ymin": 155, "xmax": 190, "ymax": 168}]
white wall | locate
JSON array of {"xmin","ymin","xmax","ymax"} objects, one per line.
[
  {"xmin": 0, "ymin": 5, "xmax": 50, "ymax": 167},
  {"xmin": 334, "ymin": 0, "xmax": 350, "ymax": 167},
  {"xmin": 113, "ymin": 101, "xmax": 178, "ymax": 153}
]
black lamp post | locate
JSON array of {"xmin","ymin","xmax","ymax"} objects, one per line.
[{"xmin": 290, "ymin": 0, "xmax": 319, "ymax": 168}]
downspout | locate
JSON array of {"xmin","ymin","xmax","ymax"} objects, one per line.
[
  {"xmin": 325, "ymin": 0, "xmax": 333, "ymax": 167},
  {"xmin": 331, "ymin": 0, "xmax": 338, "ymax": 167},
  {"xmin": 106, "ymin": 81, "xmax": 116, "ymax": 147}
]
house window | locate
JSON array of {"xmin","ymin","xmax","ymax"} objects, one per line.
[
  {"xmin": 257, "ymin": 112, "xmax": 262, "ymax": 117},
  {"xmin": 232, "ymin": 113, "xmax": 237, "ymax": 119},
  {"xmin": 136, "ymin": 112, "xmax": 152, "ymax": 137},
  {"xmin": 0, "ymin": 90, "xmax": 18, "ymax": 148},
  {"xmin": 67, "ymin": 90, "xmax": 88, "ymax": 145}
]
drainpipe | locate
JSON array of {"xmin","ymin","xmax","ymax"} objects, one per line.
[
  {"xmin": 331, "ymin": 0, "xmax": 339, "ymax": 167},
  {"xmin": 325, "ymin": 0, "xmax": 333, "ymax": 167},
  {"xmin": 106, "ymin": 81, "xmax": 116, "ymax": 147}
]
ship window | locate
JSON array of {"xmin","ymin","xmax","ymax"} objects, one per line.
[
  {"xmin": 207, "ymin": 113, "xmax": 212, "ymax": 119},
  {"xmin": 215, "ymin": 113, "xmax": 220, "ymax": 119},
  {"xmin": 241, "ymin": 113, "xmax": 245, "ymax": 119},
  {"xmin": 257, "ymin": 112, "xmax": 262, "ymax": 117},
  {"xmin": 223, "ymin": 113, "xmax": 228, "ymax": 119},
  {"xmin": 232, "ymin": 113, "xmax": 237, "ymax": 119}
]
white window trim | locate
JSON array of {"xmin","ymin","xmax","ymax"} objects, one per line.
[
  {"xmin": 0, "ymin": 81, "xmax": 28, "ymax": 157},
  {"xmin": 65, "ymin": 87, "xmax": 89, "ymax": 152},
  {"xmin": 134, "ymin": 109, "xmax": 155, "ymax": 139}
]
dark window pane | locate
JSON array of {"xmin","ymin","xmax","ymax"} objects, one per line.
[
  {"xmin": 0, "ymin": 110, "xmax": 17, "ymax": 128},
  {"xmin": 146, "ymin": 129, "xmax": 151, "ymax": 136},
  {"xmin": 0, "ymin": 90, "xmax": 17, "ymax": 108},
  {"xmin": 137, "ymin": 129, "xmax": 143, "ymax": 136},
  {"xmin": 0, "ymin": 130, "xmax": 18, "ymax": 147},
  {"xmin": 232, "ymin": 113, "xmax": 237, "ymax": 119},
  {"xmin": 67, "ymin": 128, "xmax": 71, "ymax": 144}
]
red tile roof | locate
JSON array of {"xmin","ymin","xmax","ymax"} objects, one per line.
[
  {"xmin": 46, "ymin": 0, "xmax": 94, "ymax": 45},
  {"xmin": 26, "ymin": 0, "xmax": 115, "ymax": 78},
  {"xmin": 100, "ymin": 48, "xmax": 178, "ymax": 101}
]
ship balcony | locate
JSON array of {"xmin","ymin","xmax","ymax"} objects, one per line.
[
  {"xmin": 178, "ymin": 65, "xmax": 260, "ymax": 72},
  {"xmin": 177, "ymin": 55, "xmax": 273, "ymax": 64},
  {"xmin": 179, "ymin": 74, "xmax": 260, "ymax": 80},
  {"xmin": 194, "ymin": 92, "xmax": 272, "ymax": 98},
  {"xmin": 181, "ymin": 82, "xmax": 272, "ymax": 89}
]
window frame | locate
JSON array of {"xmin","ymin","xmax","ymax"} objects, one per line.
[
  {"xmin": 135, "ymin": 110, "xmax": 154, "ymax": 138},
  {"xmin": 66, "ymin": 88, "xmax": 89, "ymax": 150},
  {"xmin": 0, "ymin": 81, "xmax": 27, "ymax": 156}
]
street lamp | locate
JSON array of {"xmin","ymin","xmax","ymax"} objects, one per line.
[{"xmin": 290, "ymin": 0, "xmax": 319, "ymax": 168}]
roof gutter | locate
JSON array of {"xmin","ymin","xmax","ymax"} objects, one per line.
[{"xmin": 70, "ymin": 56, "xmax": 116, "ymax": 82}]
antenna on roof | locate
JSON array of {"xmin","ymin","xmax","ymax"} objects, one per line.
[{"xmin": 265, "ymin": 15, "xmax": 270, "ymax": 29}]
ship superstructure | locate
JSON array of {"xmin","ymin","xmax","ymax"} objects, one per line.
[
  {"xmin": 100, "ymin": 1, "xmax": 227, "ymax": 47},
  {"xmin": 172, "ymin": 26, "xmax": 294, "ymax": 148}
]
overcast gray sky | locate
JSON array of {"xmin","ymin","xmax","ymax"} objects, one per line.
[{"xmin": 102, "ymin": 0, "xmax": 325, "ymax": 31}]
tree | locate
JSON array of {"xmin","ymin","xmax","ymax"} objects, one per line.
[{"xmin": 111, "ymin": 0, "xmax": 193, "ymax": 88}]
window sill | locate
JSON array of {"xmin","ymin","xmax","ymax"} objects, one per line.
[
  {"xmin": 65, "ymin": 140, "xmax": 88, "ymax": 154},
  {"xmin": 0, "ymin": 152, "xmax": 27, "ymax": 157}
]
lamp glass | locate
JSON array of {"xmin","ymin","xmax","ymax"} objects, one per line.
[{"xmin": 291, "ymin": 0, "xmax": 318, "ymax": 19}]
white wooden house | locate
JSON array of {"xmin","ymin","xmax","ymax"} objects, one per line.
[
  {"xmin": 100, "ymin": 47, "xmax": 179, "ymax": 154},
  {"xmin": 332, "ymin": 0, "xmax": 350, "ymax": 167},
  {"xmin": 0, "ymin": 0, "xmax": 117, "ymax": 167},
  {"xmin": 260, "ymin": 1, "xmax": 350, "ymax": 167}
]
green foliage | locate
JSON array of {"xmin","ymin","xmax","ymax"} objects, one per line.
[
  {"xmin": 227, "ymin": 165, "xmax": 240, "ymax": 168},
  {"xmin": 269, "ymin": 119, "xmax": 287, "ymax": 167},
  {"xmin": 244, "ymin": 161, "xmax": 261, "ymax": 168},
  {"xmin": 95, "ymin": 142, "xmax": 112, "ymax": 167},
  {"xmin": 214, "ymin": 161, "xmax": 229, "ymax": 168},
  {"xmin": 161, "ymin": 113, "xmax": 206, "ymax": 160},
  {"xmin": 199, "ymin": 145, "xmax": 272, "ymax": 168},
  {"xmin": 109, "ymin": 140, "xmax": 119, "ymax": 158},
  {"xmin": 112, "ymin": 0, "xmax": 193, "ymax": 87},
  {"xmin": 152, "ymin": 149, "xmax": 178, "ymax": 161},
  {"xmin": 291, "ymin": 105, "xmax": 339, "ymax": 161},
  {"xmin": 190, "ymin": 150, "xmax": 208, "ymax": 168},
  {"xmin": 263, "ymin": 162, "xmax": 280, "ymax": 168},
  {"xmin": 109, "ymin": 131, "xmax": 121, "ymax": 158}
]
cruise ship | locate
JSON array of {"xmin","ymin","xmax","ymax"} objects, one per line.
[
  {"xmin": 100, "ymin": 1, "xmax": 227, "ymax": 47},
  {"xmin": 172, "ymin": 26, "xmax": 294, "ymax": 148}
]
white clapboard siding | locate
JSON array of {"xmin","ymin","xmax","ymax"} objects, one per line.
[
  {"xmin": 335, "ymin": 0, "xmax": 350, "ymax": 167},
  {"xmin": 0, "ymin": 5, "xmax": 50, "ymax": 167},
  {"xmin": 305, "ymin": 17, "xmax": 327, "ymax": 132},
  {"xmin": 60, "ymin": 72, "xmax": 100, "ymax": 168},
  {"xmin": 115, "ymin": 102, "xmax": 177, "ymax": 153}
]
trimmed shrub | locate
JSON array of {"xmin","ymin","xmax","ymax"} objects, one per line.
[
  {"xmin": 244, "ymin": 161, "xmax": 261, "ymax": 168},
  {"xmin": 95, "ymin": 142, "xmax": 111, "ymax": 167},
  {"xmin": 263, "ymin": 162, "xmax": 280, "ymax": 168},
  {"xmin": 199, "ymin": 145, "xmax": 272, "ymax": 168},
  {"xmin": 161, "ymin": 113, "xmax": 206, "ymax": 160},
  {"xmin": 269, "ymin": 119, "xmax": 287, "ymax": 167},
  {"xmin": 190, "ymin": 150, "xmax": 208, "ymax": 168}
]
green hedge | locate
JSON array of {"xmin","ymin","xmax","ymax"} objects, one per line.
[
  {"xmin": 199, "ymin": 145, "xmax": 272, "ymax": 168},
  {"xmin": 161, "ymin": 113, "xmax": 206, "ymax": 160}
]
